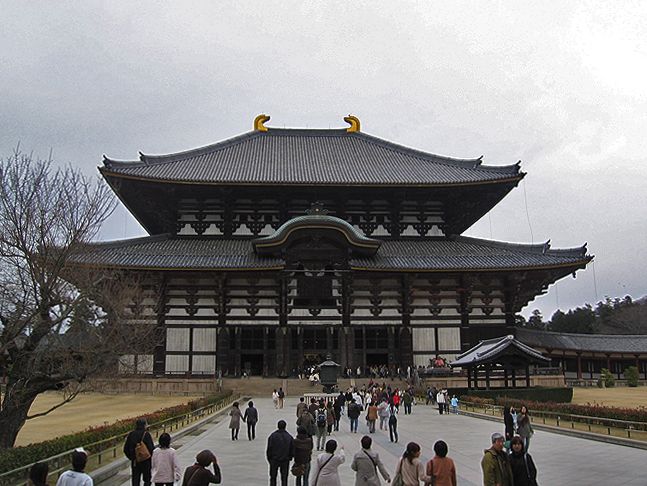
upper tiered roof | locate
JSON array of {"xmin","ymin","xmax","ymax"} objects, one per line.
[{"xmin": 101, "ymin": 117, "xmax": 523, "ymax": 187}]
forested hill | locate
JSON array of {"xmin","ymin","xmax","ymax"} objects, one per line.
[{"xmin": 519, "ymin": 295, "xmax": 647, "ymax": 334}]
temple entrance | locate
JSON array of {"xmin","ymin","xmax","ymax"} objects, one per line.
[
  {"xmin": 241, "ymin": 354, "xmax": 264, "ymax": 376},
  {"xmin": 366, "ymin": 353, "xmax": 389, "ymax": 366}
]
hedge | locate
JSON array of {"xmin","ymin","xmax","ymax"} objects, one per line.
[
  {"xmin": 458, "ymin": 387, "xmax": 573, "ymax": 404},
  {"xmin": 0, "ymin": 390, "xmax": 232, "ymax": 474},
  {"xmin": 461, "ymin": 395, "xmax": 647, "ymax": 423}
]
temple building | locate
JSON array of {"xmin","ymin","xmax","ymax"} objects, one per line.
[{"xmin": 74, "ymin": 115, "xmax": 592, "ymax": 377}]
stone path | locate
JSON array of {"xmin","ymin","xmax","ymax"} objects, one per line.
[{"xmin": 113, "ymin": 397, "xmax": 647, "ymax": 485}]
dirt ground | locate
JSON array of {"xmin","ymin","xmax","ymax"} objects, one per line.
[
  {"xmin": 16, "ymin": 392, "xmax": 200, "ymax": 446},
  {"xmin": 572, "ymin": 386, "xmax": 647, "ymax": 408}
]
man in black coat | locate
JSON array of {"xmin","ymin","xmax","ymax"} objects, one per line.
[
  {"xmin": 266, "ymin": 420, "xmax": 294, "ymax": 486},
  {"xmin": 244, "ymin": 400, "xmax": 259, "ymax": 440},
  {"xmin": 123, "ymin": 418, "xmax": 155, "ymax": 486}
]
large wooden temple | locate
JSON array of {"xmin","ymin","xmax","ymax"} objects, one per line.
[{"xmin": 74, "ymin": 115, "xmax": 592, "ymax": 377}]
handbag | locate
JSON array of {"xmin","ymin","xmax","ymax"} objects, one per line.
[
  {"xmin": 134, "ymin": 431, "xmax": 151, "ymax": 462},
  {"xmin": 291, "ymin": 463, "xmax": 306, "ymax": 477},
  {"xmin": 391, "ymin": 459, "xmax": 404, "ymax": 486}
]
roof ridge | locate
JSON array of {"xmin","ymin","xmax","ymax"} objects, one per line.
[
  {"xmin": 82, "ymin": 233, "xmax": 171, "ymax": 249},
  {"xmin": 103, "ymin": 131, "xmax": 260, "ymax": 169}
]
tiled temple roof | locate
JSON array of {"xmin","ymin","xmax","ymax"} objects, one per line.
[
  {"xmin": 452, "ymin": 335, "xmax": 549, "ymax": 367},
  {"xmin": 516, "ymin": 328, "xmax": 647, "ymax": 354},
  {"xmin": 101, "ymin": 128, "xmax": 522, "ymax": 186},
  {"xmin": 70, "ymin": 235, "xmax": 589, "ymax": 271}
]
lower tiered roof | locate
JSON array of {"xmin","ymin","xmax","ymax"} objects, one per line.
[{"xmin": 70, "ymin": 235, "xmax": 590, "ymax": 272}]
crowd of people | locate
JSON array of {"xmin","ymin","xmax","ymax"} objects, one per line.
[{"xmin": 28, "ymin": 386, "xmax": 538, "ymax": 486}]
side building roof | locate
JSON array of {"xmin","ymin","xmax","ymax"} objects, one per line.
[
  {"xmin": 451, "ymin": 335, "xmax": 550, "ymax": 367},
  {"xmin": 516, "ymin": 328, "xmax": 647, "ymax": 355},
  {"xmin": 101, "ymin": 128, "xmax": 523, "ymax": 187}
]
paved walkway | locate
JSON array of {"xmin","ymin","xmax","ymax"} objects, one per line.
[{"xmin": 113, "ymin": 398, "xmax": 646, "ymax": 485}]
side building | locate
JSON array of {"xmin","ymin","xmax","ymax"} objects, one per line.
[{"xmin": 72, "ymin": 115, "xmax": 592, "ymax": 377}]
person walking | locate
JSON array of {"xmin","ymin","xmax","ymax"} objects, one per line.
[
  {"xmin": 298, "ymin": 407, "xmax": 317, "ymax": 437},
  {"xmin": 503, "ymin": 406, "xmax": 515, "ymax": 449},
  {"xmin": 348, "ymin": 399, "xmax": 361, "ymax": 433},
  {"xmin": 366, "ymin": 402, "xmax": 378, "ymax": 434},
  {"xmin": 377, "ymin": 400, "xmax": 389, "ymax": 431},
  {"xmin": 278, "ymin": 387, "xmax": 285, "ymax": 409},
  {"xmin": 311, "ymin": 439, "xmax": 345, "ymax": 486},
  {"xmin": 266, "ymin": 420, "xmax": 294, "ymax": 486},
  {"xmin": 403, "ymin": 392, "xmax": 413, "ymax": 415},
  {"xmin": 181, "ymin": 450, "xmax": 221, "ymax": 486},
  {"xmin": 388, "ymin": 403, "xmax": 398, "ymax": 443},
  {"xmin": 56, "ymin": 449, "xmax": 93, "ymax": 486},
  {"xmin": 326, "ymin": 402, "xmax": 336, "ymax": 435},
  {"xmin": 449, "ymin": 396, "xmax": 458, "ymax": 415},
  {"xmin": 481, "ymin": 433, "xmax": 513, "ymax": 486},
  {"xmin": 244, "ymin": 401, "xmax": 259, "ymax": 440},
  {"xmin": 293, "ymin": 426, "xmax": 314, "ymax": 486},
  {"xmin": 272, "ymin": 389, "xmax": 279, "ymax": 409},
  {"xmin": 315, "ymin": 403, "xmax": 329, "ymax": 450},
  {"xmin": 436, "ymin": 391, "xmax": 445, "ymax": 415},
  {"xmin": 297, "ymin": 397, "xmax": 308, "ymax": 418},
  {"xmin": 508, "ymin": 436, "xmax": 539, "ymax": 486},
  {"xmin": 151, "ymin": 433, "xmax": 181, "ymax": 486},
  {"xmin": 123, "ymin": 418, "xmax": 154, "ymax": 486},
  {"xmin": 351, "ymin": 435, "xmax": 391, "ymax": 485},
  {"xmin": 517, "ymin": 406, "xmax": 534, "ymax": 452},
  {"xmin": 333, "ymin": 396, "xmax": 344, "ymax": 431},
  {"xmin": 424, "ymin": 440, "xmax": 456, "ymax": 486},
  {"xmin": 393, "ymin": 442, "xmax": 430, "ymax": 486},
  {"xmin": 229, "ymin": 402, "xmax": 243, "ymax": 440}
]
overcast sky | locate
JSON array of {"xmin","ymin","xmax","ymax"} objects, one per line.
[{"xmin": 2, "ymin": 1, "xmax": 646, "ymax": 319}]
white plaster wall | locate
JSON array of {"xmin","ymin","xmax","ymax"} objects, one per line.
[
  {"xmin": 166, "ymin": 328, "xmax": 190, "ymax": 351},
  {"xmin": 193, "ymin": 328, "xmax": 217, "ymax": 352},
  {"xmin": 166, "ymin": 355, "xmax": 189, "ymax": 373},
  {"xmin": 412, "ymin": 328, "xmax": 436, "ymax": 352}
]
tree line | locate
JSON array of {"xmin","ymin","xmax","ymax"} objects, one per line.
[{"xmin": 517, "ymin": 295, "xmax": 647, "ymax": 334}]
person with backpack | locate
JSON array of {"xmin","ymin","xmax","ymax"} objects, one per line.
[
  {"xmin": 347, "ymin": 399, "xmax": 362, "ymax": 433},
  {"xmin": 351, "ymin": 435, "xmax": 391, "ymax": 486},
  {"xmin": 315, "ymin": 403, "xmax": 329, "ymax": 450},
  {"xmin": 124, "ymin": 418, "xmax": 155, "ymax": 486}
]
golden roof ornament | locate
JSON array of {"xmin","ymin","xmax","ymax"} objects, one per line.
[
  {"xmin": 344, "ymin": 115, "xmax": 360, "ymax": 133},
  {"xmin": 254, "ymin": 114, "xmax": 270, "ymax": 132}
]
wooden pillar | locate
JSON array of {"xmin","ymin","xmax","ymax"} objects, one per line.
[
  {"xmin": 474, "ymin": 366, "xmax": 479, "ymax": 390},
  {"xmin": 467, "ymin": 367, "xmax": 472, "ymax": 389},
  {"xmin": 511, "ymin": 368, "xmax": 517, "ymax": 388},
  {"xmin": 262, "ymin": 328, "xmax": 269, "ymax": 377},
  {"xmin": 234, "ymin": 326, "xmax": 242, "ymax": 376},
  {"xmin": 576, "ymin": 353, "xmax": 583, "ymax": 380},
  {"xmin": 339, "ymin": 328, "xmax": 348, "ymax": 369},
  {"xmin": 153, "ymin": 276, "xmax": 169, "ymax": 376},
  {"xmin": 504, "ymin": 367, "xmax": 509, "ymax": 388},
  {"xmin": 485, "ymin": 364, "xmax": 491, "ymax": 390},
  {"xmin": 525, "ymin": 364, "xmax": 531, "ymax": 388}
]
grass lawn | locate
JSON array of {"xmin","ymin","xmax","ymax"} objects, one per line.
[
  {"xmin": 572, "ymin": 387, "xmax": 647, "ymax": 409},
  {"xmin": 16, "ymin": 392, "xmax": 200, "ymax": 447}
]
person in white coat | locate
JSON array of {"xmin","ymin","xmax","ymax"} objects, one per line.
[
  {"xmin": 311, "ymin": 439, "xmax": 345, "ymax": 486},
  {"xmin": 151, "ymin": 433, "xmax": 181, "ymax": 486}
]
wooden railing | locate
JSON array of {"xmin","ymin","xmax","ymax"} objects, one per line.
[
  {"xmin": 0, "ymin": 394, "xmax": 240, "ymax": 486},
  {"xmin": 459, "ymin": 400, "xmax": 647, "ymax": 441}
]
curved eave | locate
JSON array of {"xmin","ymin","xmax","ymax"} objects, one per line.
[
  {"xmin": 67, "ymin": 261, "xmax": 285, "ymax": 272},
  {"xmin": 253, "ymin": 219, "xmax": 381, "ymax": 255},
  {"xmin": 350, "ymin": 257, "xmax": 592, "ymax": 273},
  {"xmin": 99, "ymin": 167, "xmax": 525, "ymax": 188}
]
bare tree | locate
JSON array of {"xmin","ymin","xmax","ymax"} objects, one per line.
[{"xmin": 0, "ymin": 149, "xmax": 150, "ymax": 448}]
